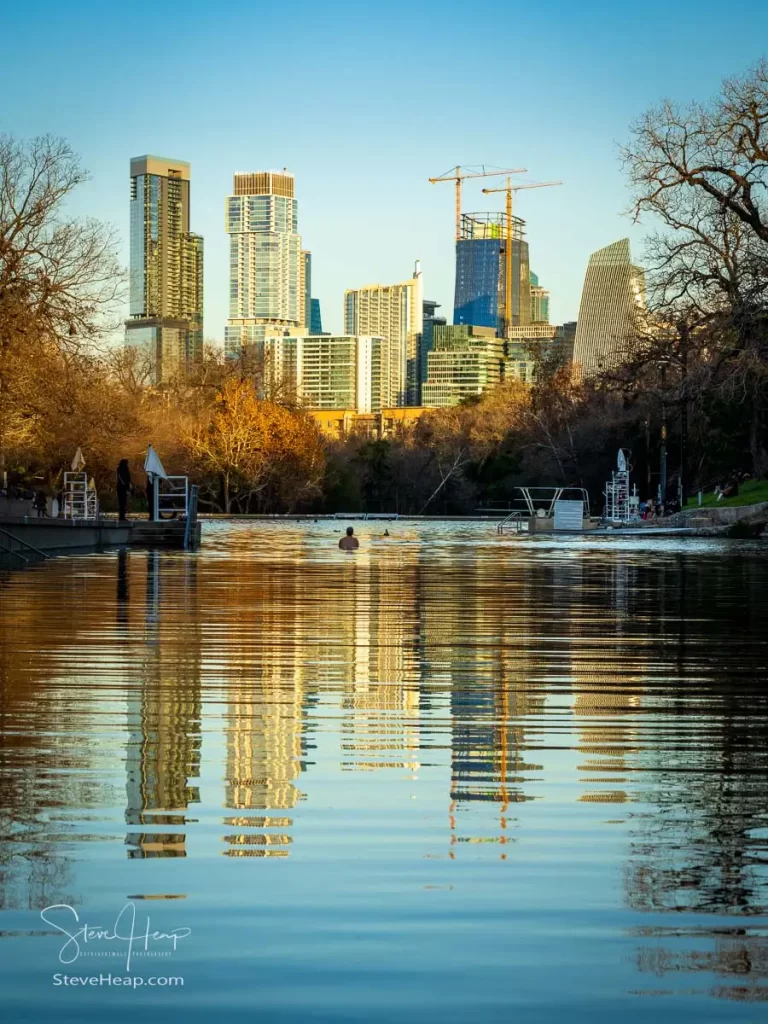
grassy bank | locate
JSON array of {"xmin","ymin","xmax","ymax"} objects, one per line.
[{"xmin": 685, "ymin": 479, "xmax": 768, "ymax": 509}]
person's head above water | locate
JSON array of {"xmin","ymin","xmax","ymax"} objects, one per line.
[{"xmin": 346, "ymin": 526, "xmax": 354, "ymax": 536}]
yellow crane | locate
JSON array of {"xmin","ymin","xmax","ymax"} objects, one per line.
[
  {"xmin": 482, "ymin": 178, "xmax": 562, "ymax": 336},
  {"xmin": 429, "ymin": 166, "xmax": 527, "ymax": 241}
]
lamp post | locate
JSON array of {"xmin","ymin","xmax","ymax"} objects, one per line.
[
  {"xmin": 678, "ymin": 323, "xmax": 689, "ymax": 507},
  {"xmin": 659, "ymin": 361, "xmax": 668, "ymax": 511}
]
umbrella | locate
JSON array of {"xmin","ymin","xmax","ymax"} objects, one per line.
[
  {"xmin": 144, "ymin": 445, "xmax": 169, "ymax": 481},
  {"xmin": 71, "ymin": 447, "xmax": 86, "ymax": 472}
]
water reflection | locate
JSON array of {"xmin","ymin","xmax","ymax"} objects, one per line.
[{"xmin": 0, "ymin": 525, "xmax": 767, "ymax": 1018}]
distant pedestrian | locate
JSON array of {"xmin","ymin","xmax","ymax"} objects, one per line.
[
  {"xmin": 116, "ymin": 459, "xmax": 132, "ymax": 521},
  {"xmin": 33, "ymin": 490, "xmax": 47, "ymax": 518},
  {"xmin": 339, "ymin": 526, "xmax": 359, "ymax": 551}
]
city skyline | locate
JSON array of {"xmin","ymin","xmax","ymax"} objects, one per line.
[{"xmin": 4, "ymin": 1, "xmax": 764, "ymax": 343}]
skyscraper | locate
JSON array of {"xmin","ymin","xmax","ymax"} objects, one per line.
[
  {"xmin": 343, "ymin": 264, "xmax": 423, "ymax": 406},
  {"xmin": 125, "ymin": 155, "xmax": 204, "ymax": 381},
  {"xmin": 453, "ymin": 213, "xmax": 530, "ymax": 335},
  {"xmin": 572, "ymin": 239, "xmax": 645, "ymax": 377},
  {"xmin": 310, "ymin": 298, "xmax": 323, "ymax": 335},
  {"xmin": 300, "ymin": 250, "xmax": 312, "ymax": 331},
  {"xmin": 224, "ymin": 171, "xmax": 302, "ymax": 356},
  {"xmin": 530, "ymin": 272, "xmax": 550, "ymax": 323}
]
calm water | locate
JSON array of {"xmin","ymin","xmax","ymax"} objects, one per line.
[{"xmin": 1, "ymin": 521, "xmax": 768, "ymax": 1022}]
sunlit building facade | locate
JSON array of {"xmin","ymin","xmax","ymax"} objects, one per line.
[
  {"xmin": 264, "ymin": 334, "xmax": 390, "ymax": 412},
  {"xmin": 125, "ymin": 155, "xmax": 204, "ymax": 382},
  {"xmin": 422, "ymin": 324, "xmax": 505, "ymax": 407},
  {"xmin": 572, "ymin": 239, "xmax": 645, "ymax": 377},
  {"xmin": 343, "ymin": 264, "xmax": 423, "ymax": 407},
  {"xmin": 224, "ymin": 171, "xmax": 302, "ymax": 356}
]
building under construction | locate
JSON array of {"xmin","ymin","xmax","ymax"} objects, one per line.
[{"xmin": 453, "ymin": 213, "xmax": 531, "ymax": 335}]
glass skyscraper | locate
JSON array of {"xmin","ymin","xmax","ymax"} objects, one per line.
[
  {"xmin": 310, "ymin": 299, "xmax": 323, "ymax": 335},
  {"xmin": 125, "ymin": 155, "xmax": 204, "ymax": 382},
  {"xmin": 224, "ymin": 171, "xmax": 302, "ymax": 356},
  {"xmin": 418, "ymin": 299, "xmax": 447, "ymax": 404},
  {"xmin": 530, "ymin": 271, "xmax": 550, "ymax": 323},
  {"xmin": 453, "ymin": 213, "xmax": 530, "ymax": 336},
  {"xmin": 572, "ymin": 239, "xmax": 645, "ymax": 377}
]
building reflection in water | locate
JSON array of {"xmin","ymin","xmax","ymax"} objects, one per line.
[
  {"xmin": 125, "ymin": 552, "xmax": 202, "ymax": 859},
  {"xmin": 613, "ymin": 556, "xmax": 768, "ymax": 1002},
  {"xmin": 4, "ymin": 523, "xmax": 768, "ymax": 1011}
]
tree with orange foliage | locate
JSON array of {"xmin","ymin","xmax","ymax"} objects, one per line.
[{"xmin": 183, "ymin": 378, "xmax": 324, "ymax": 513}]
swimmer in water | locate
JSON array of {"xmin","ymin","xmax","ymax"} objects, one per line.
[{"xmin": 338, "ymin": 526, "xmax": 359, "ymax": 551}]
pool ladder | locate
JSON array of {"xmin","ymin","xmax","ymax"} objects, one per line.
[{"xmin": 497, "ymin": 512, "xmax": 525, "ymax": 535}]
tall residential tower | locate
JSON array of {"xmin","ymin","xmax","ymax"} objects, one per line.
[
  {"xmin": 224, "ymin": 171, "xmax": 302, "ymax": 356},
  {"xmin": 344, "ymin": 264, "xmax": 423, "ymax": 406},
  {"xmin": 125, "ymin": 155, "xmax": 204, "ymax": 381}
]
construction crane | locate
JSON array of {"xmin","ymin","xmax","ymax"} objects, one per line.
[
  {"xmin": 482, "ymin": 178, "xmax": 562, "ymax": 336},
  {"xmin": 429, "ymin": 166, "xmax": 527, "ymax": 241}
]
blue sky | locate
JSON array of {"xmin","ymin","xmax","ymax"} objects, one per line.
[{"xmin": 2, "ymin": 0, "xmax": 767, "ymax": 340}]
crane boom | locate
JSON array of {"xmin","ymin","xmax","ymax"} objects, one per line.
[
  {"xmin": 429, "ymin": 166, "xmax": 527, "ymax": 241},
  {"xmin": 481, "ymin": 179, "xmax": 563, "ymax": 337}
]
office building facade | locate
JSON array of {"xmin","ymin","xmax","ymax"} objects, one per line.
[
  {"xmin": 506, "ymin": 323, "xmax": 576, "ymax": 384},
  {"xmin": 224, "ymin": 171, "xmax": 302, "ymax": 356},
  {"xmin": 125, "ymin": 155, "xmax": 204, "ymax": 381},
  {"xmin": 422, "ymin": 325, "xmax": 505, "ymax": 407},
  {"xmin": 344, "ymin": 264, "xmax": 423, "ymax": 407},
  {"xmin": 572, "ymin": 239, "xmax": 645, "ymax": 377},
  {"xmin": 453, "ymin": 214, "xmax": 530, "ymax": 336}
]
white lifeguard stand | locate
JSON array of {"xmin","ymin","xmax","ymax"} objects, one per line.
[
  {"xmin": 63, "ymin": 448, "xmax": 99, "ymax": 520},
  {"xmin": 604, "ymin": 449, "xmax": 640, "ymax": 524}
]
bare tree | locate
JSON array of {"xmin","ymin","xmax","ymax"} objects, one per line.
[
  {"xmin": 624, "ymin": 60, "xmax": 768, "ymax": 244},
  {"xmin": 0, "ymin": 134, "xmax": 124, "ymax": 475},
  {"xmin": 622, "ymin": 67, "xmax": 768, "ymax": 478},
  {"xmin": 0, "ymin": 134, "xmax": 124, "ymax": 348}
]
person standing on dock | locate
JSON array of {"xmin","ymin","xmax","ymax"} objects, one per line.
[
  {"xmin": 339, "ymin": 526, "xmax": 359, "ymax": 551},
  {"xmin": 116, "ymin": 459, "xmax": 132, "ymax": 521}
]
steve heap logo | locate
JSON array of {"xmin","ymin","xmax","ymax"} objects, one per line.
[{"xmin": 40, "ymin": 902, "xmax": 191, "ymax": 980}]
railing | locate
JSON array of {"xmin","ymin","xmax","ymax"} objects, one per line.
[
  {"xmin": 158, "ymin": 476, "xmax": 189, "ymax": 519},
  {"xmin": 497, "ymin": 511, "xmax": 525, "ymax": 535},
  {"xmin": 0, "ymin": 526, "xmax": 49, "ymax": 565},
  {"xmin": 333, "ymin": 512, "xmax": 400, "ymax": 521}
]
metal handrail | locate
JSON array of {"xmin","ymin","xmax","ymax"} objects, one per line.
[
  {"xmin": 0, "ymin": 526, "xmax": 49, "ymax": 560},
  {"xmin": 497, "ymin": 511, "xmax": 524, "ymax": 535}
]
